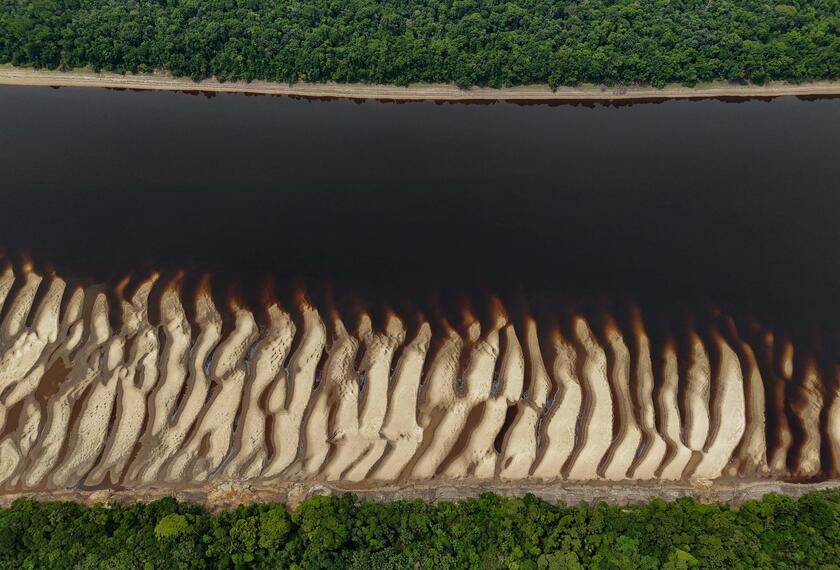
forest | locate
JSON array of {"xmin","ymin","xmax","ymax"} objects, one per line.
[
  {"xmin": 1, "ymin": 0, "xmax": 839, "ymax": 88},
  {"xmin": 0, "ymin": 490, "xmax": 838, "ymax": 569}
]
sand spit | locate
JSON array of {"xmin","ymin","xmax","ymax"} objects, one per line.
[
  {"xmin": 829, "ymin": 366, "xmax": 840, "ymax": 476},
  {"xmin": 531, "ymin": 332, "xmax": 580, "ymax": 479},
  {"xmin": 498, "ymin": 319, "xmax": 545, "ymax": 479},
  {"xmin": 627, "ymin": 312, "xmax": 668, "ymax": 479},
  {"xmin": 600, "ymin": 322, "xmax": 642, "ymax": 480},
  {"xmin": 0, "ymin": 267, "xmax": 837, "ymax": 493},
  {"xmin": 565, "ymin": 318, "xmax": 613, "ymax": 480},
  {"xmin": 4, "ymin": 68, "xmax": 840, "ymax": 102}
]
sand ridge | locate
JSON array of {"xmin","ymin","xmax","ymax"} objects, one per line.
[{"xmin": 0, "ymin": 267, "xmax": 836, "ymax": 491}]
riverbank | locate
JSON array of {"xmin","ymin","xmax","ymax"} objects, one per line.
[
  {"xmin": 2, "ymin": 479, "xmax": 837, "ymax": 511},
  {"xmin": 2, "ymin": 67, "xmax": 840, "ymax": 102}
]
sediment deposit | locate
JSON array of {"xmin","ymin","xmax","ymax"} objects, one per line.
[{"xmin": 0, "ymin": 265, "xmax": 837, "ymax": 492}]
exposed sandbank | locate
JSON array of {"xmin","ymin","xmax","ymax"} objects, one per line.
[{"xmin": 0, "ymin": 265, "xmax": 837, "ymax": 495}]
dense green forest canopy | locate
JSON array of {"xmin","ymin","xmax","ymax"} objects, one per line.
[
  {"xmin": 1, "ymin": 491, "xmax": 839, "ymax": 568},
  {"xmin": 1, "ymin": 0, "xmax": 839, "ymax": 88}
]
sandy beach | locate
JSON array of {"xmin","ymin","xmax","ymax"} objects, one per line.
[
  {"xmin": 0, "ymin": 264, "xmax": 837, "ymax": 500},
  {"xmin": 2, "ymin": 66, "xmax": 840, "ymax": 102}
]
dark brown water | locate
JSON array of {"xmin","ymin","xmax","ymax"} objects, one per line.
[{"xmin": 1, "ymin": 86, "xmax": 839, "ymax": 330}]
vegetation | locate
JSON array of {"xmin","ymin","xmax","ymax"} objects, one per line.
[
  {"xmin": 0, "ymin": 490, "xmax": 838, "ymax": 568},
  {"xmin": 1, "ymin": 1, "xmax": 839, "ymax": 88}
]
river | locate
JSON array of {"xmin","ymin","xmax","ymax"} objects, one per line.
[{"xmin": 1, "ymin": 86, "xmax": 838, "ymax": 330}]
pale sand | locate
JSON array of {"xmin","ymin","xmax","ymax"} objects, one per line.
[
  {"xmin": 135, "ymin": 287, "xmax": 223, "ymax": 483},
  {"xmin": 566, "ymin": 317, "xmax": 613, "ymax": 480},
  {"xmin": 50, "ymin": 280, "xmax": 142, "ymax": 487},
  {"xmin": 262, "ymin": 304, "xmax": 326, "ymax": 478},
  {"xmin": 656, "ymin": 343, "xmax": 693, "ymax": 480},
  {"xmin": 0, "ymin": 266, "xmax": 14, "ymax": 313},
  {"xmin": 626, "ymin": 312, "xmax": 667, "ymax": 479},
  {"xmin": 0, "ymin": 275, "xmax": 63, "ymax": 425},
  {"xmin": 498, "ymin": 319, "xmax": 550, "ymax": 479},
  {"xmin": 222, "ymin": 305, "xmax": 295, "ymax": 480},
  {"xmin": 828, "ymin": 368, "xmax": 840, "ymax": 476},
  {"xmin": 0, "ymin": 269, "xmax": 41, "ymax": 341},
  {"xmin": 7, "ymin": 287, "xmax": 85, "ymax": 482},
  {"xmin": 344, "ymin": 315, "xmax": 405, "ymax": 481},
  {"xmin": 531, "ymin": 331, "xmax": 580, "ymax": 479},
  {"xmin": 0, "ymin": 271, "xmax": 44, "ymax": 394},
  {"xmin": 790, "ymin": 360, "xmax": 823, "ymax": 476},
  {"xmin": 408, "ymin": 327, "xmax": 463, "ymax": 479},
  {"xmin": 297, "ymin": 318, "xmax": 359, "ymax": 479},
  {"xmin": 370, "ymin": 323, "xmax": 432, "ymax": 480},
  {"xmin": 125, "ymin": 286, "xmax": 191, "ymax": 483},
  {"xmin": 0, "ymin": 276, "xmax": 68, "ymax": 485},
  {"xmin": 4, "ymin": 67, "xmax": 840, "ymax": 101},
  {"xmin": 87, "ymin": 277, "xmax": 160, "ymax": 485},
  {"xmin": 413, "ymin": 321, "xmax": 500, "ymax": 479},
  {"xmin": 50, "ymin": 332, "xmax": 124, "ymax": 488},
  {"xmin": 443, "ymin": 322, "xmax": 521, "ymax": 479},
  {"xmin": 683, "ymin": 333, "xmax": 711, "ymax": 453},
  {"xmin": 600, "ymin": 325, "xmax": 642, "ymax": 480},
  {"xmin": 171, "ymin": 307, "xmax": 258, "ymax": 482},
  {"xmin": 439, "ymin": 319, "xmax": 505, "ymax": 478},
  {"xmin": 145, "ymin": 286, "xmax": 190, "ymax": 438},
  {"xmin": 0, "ymin": 266, "xmax": 835, "ymax": 490},
  {"xmin": 23, "ymin": 291, "xmax": 110, "ymax": 488},
  {"xmin": 691, "ymin": 335, "xmax": 746, "ymax": 480},
  {"xmin": 724, "ymin": 318, "xmax": 769, "ymax": 475},
  {"xmin": 769, "ymin": 337, "xmax": 795, "ymax": 473},
  {"xmin": 316, "ymin": 317, "xmax": 369, "ymax": 481}
]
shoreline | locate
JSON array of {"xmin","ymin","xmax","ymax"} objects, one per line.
[
  {"xmin": 2, "ymin": 479, "xmax": 837, "ymax": 510},
  {"xmin": 2, "ymin": 67, "xmax": 840, "ymax": 102}
]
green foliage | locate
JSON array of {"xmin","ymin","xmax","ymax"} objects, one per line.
[
  {"xmin": 0, "ymin": 0, "xmax": 838, "ymax": 88},
  {"xmin": 154, "ymin": 514, "xmax": 192, "ymax": 540},
  {"xmin": 0, "ymin": 490, "xmax": 838, "ymax": 569}
]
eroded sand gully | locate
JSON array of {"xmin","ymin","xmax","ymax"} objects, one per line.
[{"xmin": 0, "ymin": 265, "xmax": 837, "ymax": 492}]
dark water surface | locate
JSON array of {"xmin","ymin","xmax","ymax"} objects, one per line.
[{"xmin": 1, "ymin": 86, "xmax": 839, "ymax": 328}]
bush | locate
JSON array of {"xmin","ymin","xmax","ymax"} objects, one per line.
[{"xmin": 154, "ymin": 514, "xmax": 192, "ymax": 540}]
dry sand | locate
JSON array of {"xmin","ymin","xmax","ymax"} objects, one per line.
[
  {"xmin": 724, "ymin": 318, "xmax": 769, "ymax": 476},
  {"xmin": 683, "ymin": 333, "xmax": 711, "ymax": 454},
  {"xmin": 829, "ymin": 367, "xmax": 840, "ymax": 476},
  {"xmin": 135, "ymin": 287, "xmax": 223, "ymax": 484},
  {"xmin": 600, "ymin": 324, "xmax": 642, "ymax": 480},
  {"xmin": 409, "ymin": 326, "xmax": 463, "ymax": 479},
  {"xmin": 770, "ymin": 338, "xmax": 796, "ymax": 472},
  {"xmin": 566, "ymin": 318, "xmax": 613, "ymax": 480},
  {"xmin": 656, "ymin": 343, "xmax": 693, "ymax": 480},
  {"xmin": 172, "ymin": 307, "xmax": 258, "ymax": 482},
  {"xmin": 531, "ymin": 331, "xmax": 580, "ymax": 479},
  {"xmin": 627, "ymin": 312, "xmax": 667, "ymax": 479},
  {"xmin": 0, "ymin": 267, "xmax": 836, "ymax": 497},
  {"xmin": 370, "ymin": 323, "xmax": 432, "ymax": 480},
  {"xmin": 440, "ymin": 318, "xmax": 503, "ymax": 478},
  {"xmin": 3, "ymin": 67, "xmax": 840, "ymax": 102},
  {"xmin": 791, "ymin": 360, "xmax": 823, "ymax": 477},
  {"xmin": 499, "ymin": 319, "xmax": 548, "ymax": 479},
  {"xmin": 222, "ymin": 305, "xmax": 295, "ymax": 480},
  {"xmin": 344, "ymin": 315, "xmax": 405, "ymax": 481},
  {"xmin": 262, "ymin": 304, "xmax": 326, "ymax": 478},
  {"xmin": 691, "ymin": 335, "xmax": 746, "ymax": 480}
]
